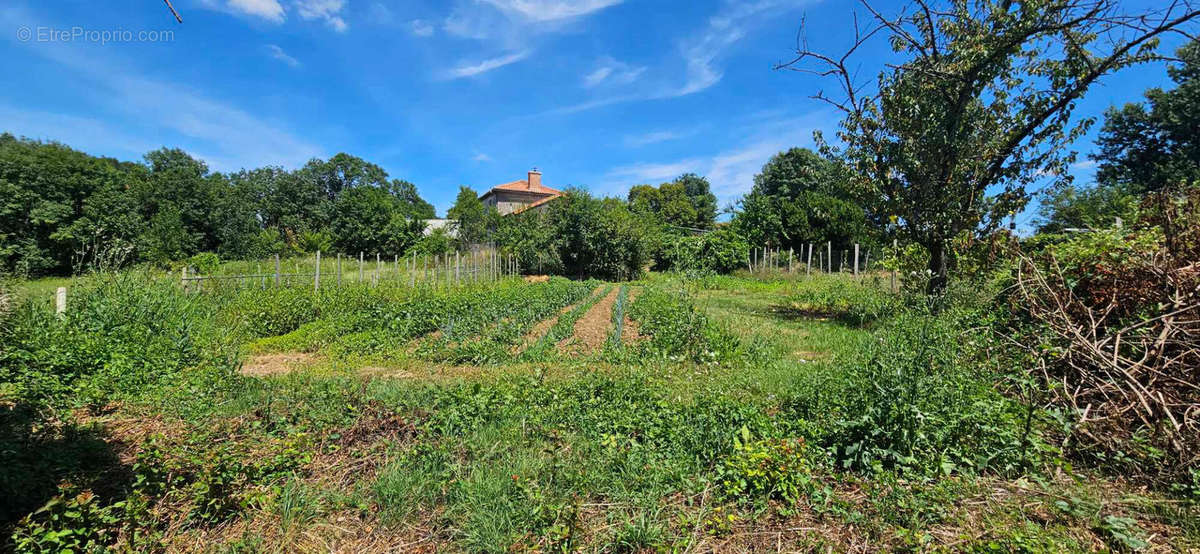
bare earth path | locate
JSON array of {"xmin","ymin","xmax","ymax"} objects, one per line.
[
  {"xmin": 559, "ymin": 286, "xmax": 619, "ymax": 355},
  {"xmin": 513, "ymin": 285, "xmax": 603, "ymax": 355}
]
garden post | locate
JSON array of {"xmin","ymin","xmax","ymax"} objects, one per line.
[
  {"xmin": 56, "ymin": 287, "xmax": 66, "ymax": 316},
  {"xmin": 826, "ymin": 242, "xmax": 831, "ymax": 274},
  {"xmin": 315, "ymin": 250, "xmax": 321, "ymax": 292},
  {"xmin": 358, "ymin": 252, "xmax": 364, "ymax": 283},
  {"xmin": 892, "ymin": 239, "xmax": 898, "ymax": 293},
  {"xmin": 854, "ymin": 244, "xmax": 859, "ymax": 278},
  {"xmin": 806, "ymin": 244, "xmax": 812, "ymax": 277},
  {"xmin": 410, "ymin": 253, "xmax": 417, "ymax": 287},
  {"xmin": 337, "ymin": 254, "xmax": 342, "ymax": 287},
  {"xmin": 181, "ymin": 266, "xmax": 187, "ymax": 289},
  {"xmin": 456, "ymin": 251, "xmax": 460, "ymax": 285},
  {"xmin": 275, "ymin": 254, "xmax": 281, "ymax": 286}
]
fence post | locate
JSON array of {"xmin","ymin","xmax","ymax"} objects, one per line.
[
  {"xmin": 455, "ymin": 251, "xmax": 460, "ymax": 285},
  {"xmin": 337, "ymin": 254, "xmax": 342, "ymax": 287},
  {"xmin": 891, "ymin": 239, "xmax": 898, "ymax": 293},
  {"xmin": 315, "ymin": 250, "xmax": 321, "ymax": 291},
  {"xmin": 56, "ymin": 286, "xmax": 67, "ymax": 316},
  {"xmin": 375, "ymin": 253, "xmax": 381, "ymax": 286},
  {"xmin": 274, "ymin": 254, "xmax": 281, "ymax": 286},
  {"xmin": 181, "ymin": 266, "xmax": 187, "ymax": 290},
  {"xmin": 806, "ymin": 244, "xmax": 812, "ymax": 276},
  {"xmin": 410, "ymin": 253, "xmax": 417, "ymax": 287},
  {"xmin": 854, "ymin": 244, "xmax": 860, "ymax": 278}
]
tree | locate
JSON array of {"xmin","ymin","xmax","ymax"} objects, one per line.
[
  {"xmin": 781, "ymin": 0, "xmax": 1200, "ymax": 293},
  {"xmin": 626, "ymin": 174, "xmax": 717, "ymax": 230},
  {"xmin": 1036, "ymin": 182, "xmax": 1139, "ymax": 234},
  {"xmin": 1093, "ymin": 40, "xmax": 1200, "ymax": 193},
  {"xmin": 447, "ymin": 186, "xmax": 496, "ymax": 247},
  {"xmin": 735, "ymin": 147, "xmax": 875, "ymax": 252}
]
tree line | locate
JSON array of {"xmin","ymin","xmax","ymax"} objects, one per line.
[{"xmin": 0, "ymin": 141, "xmax": 435, "ymax": 275}]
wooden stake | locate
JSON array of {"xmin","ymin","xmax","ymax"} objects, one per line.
[
  {"xmin": 854, "ymin": 244, "xmax": 860, "ymax": 278},
  {"xmin": 315, "ymin": 250, "xmax": 321, "ymax": 291}
]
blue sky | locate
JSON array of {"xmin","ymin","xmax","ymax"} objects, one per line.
[{"xmin": 0, "ymin": 1, "xmax": 1187, "ymax": 226}]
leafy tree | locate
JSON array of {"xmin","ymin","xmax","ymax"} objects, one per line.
[
  {"xmin": 136, "ymin": 148, "xmax": 218, "ymax": 257},
  {"xmin": 447, "ymin": 186, "xmax": 496, "ymax": 247},
  {"xmin": 627, "ymin": 174, "xmax": 718, "ymax": 230},
  {"xmin": 1094, "ymin": 40, "xmax": 1200, "ymax": 193},
  {"xmin": 0, "ymin": 135, "xmax": 139, "ymax": 274},
  {"xmin": 389, "ymin": 179, "xmax": 437, "ymax": 219},
  {"xmin": 782, "ymin": 1, "xmax": 1200, "ymax": 293},
  {"xmin": 1036, "ymin": 183, "xmax": 1140, "ymax": 234},
  {"xmin": 735, "ymin": 147, "xmax": 875, "ymax": 252},
  {"xmin": 331, "ymin": 186, "xmax": 424, "ymax": 255},
  {"xmin": 668, "ymin": 228, "xmax": 749, "ymax": 274}
]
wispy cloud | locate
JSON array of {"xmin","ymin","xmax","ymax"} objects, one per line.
[
  {"xmin": 294, "ymin": 0, "xmax": 348, "ymax": 31},
  {"xmin": 480, "ymin": 0, "xmax": 623, "ymax": 22},
  {"xmin": 624, "ymin": 130, "xmax": 686, "ymax": 147},
  {"xmin": 2, "ymin": 26, "xmax": 323, "ymax": 171},
  {"xmin": 203, "ymin": 0, "xmax": 286, "ymax": 22},
  {"xmin": 472, "ymin": 152, "xmax": 493, "ymax": 162},
  {"xmin": 599, "ymin": 111, "xmax": 835, "ymax": 204},
  {"xmin": 443, "ymin": 51, "xmax": 530, "ymax": 79},
  {"xmin": 265, "ymin": 44, "xmax": 301, "ymax": 67},
  {"xmin": 583, "ymin": 57, "xmax": 646, "ymax": 88},
  {"xmin": 665, "ymin": 0, "xmax": 806, "ymax": 97},
  {"xmin": 409, "ymin": 19, "xmax": 435, "ymax": 37}
]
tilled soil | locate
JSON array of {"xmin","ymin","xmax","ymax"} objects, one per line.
[
  {"xmin": 559, "ymin": 286, "xmax": 619, "ymax": 355},
  {"xmin": 512, "ymin": 285, "xmax": 602, "ymax": 354}
]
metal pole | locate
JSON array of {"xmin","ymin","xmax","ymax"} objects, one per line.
[
  {"xmin": 854, "ymin": 244, "xmax": 860, "ymax": 278},
  {"xmin": 315, "ymin": 250, "xmax": 321, "ymax": 291},
  {"xmin": 274, "ymin": 254, "xmax": 281, "ymax": 286},
  {"xmin": 337, "ymin": 254, "xmax": 342, "ymax": 286}
]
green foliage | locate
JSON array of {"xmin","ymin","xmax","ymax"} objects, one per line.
[
  {"xmin": 0, "ymin": 136, "xmax": 436, "ymax": 275},
  {"xmin": 448, "ymin": 186, "xmax": 496, "ymax": 247},
  {"xmin": 0, "ymin": 274, "xmax": 234, "ymax": 408},
  {"xmin": 666, "ymin": 228, "xmax": 748, "ymax": 275},
  {"xmin": 187, "ymin": 252, "xmax": 221, "ymax": 274},
  {"xmin": 627, "ymin": 173, "xmax": 718, "ymax": 230},
  {"xmin": 781, "ymin": 277, "xmax": 901, "ymax": 326},
  {"xmin": 800, "ymin": 2, "xmax": 1191, "ymax": 292},
  {"xmin": 1094, "ymin": 40, "xmax": 1200, "ymax": 193},
  {"xmin": 823, "ymin": 310, "xmax": 1046, "ymax": 476},
  {"xmin": 627, "ymin": 286, "xmax": 739, "ymax": 362},
  {"xmin": 719, "ymin": 429, "xmax": 818, "ymax": 505},
  {"xmin": 1037, "ymin": 183, "xmax": 1140, "ymax": 234},
  {"xmin": 734, "ymin": 147, "xmax": 877, "ymax": 252},
  {"xmin": 11, "ymin": 486, "xmax": 125, "ymax": 552},
  {"xmin": 498, "ymin": 190, "xmax": 651, "ymax": 280}
]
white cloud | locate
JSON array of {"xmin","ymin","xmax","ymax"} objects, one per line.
[
  {"xmin": 294, "ymin": 0, "xmax": 348, "ymax": 31},
  {"xmin": 583, "ymin": 57, "xmax": 645, "ymax": 88},
  {"xmin": 473, "ymin": 153, "xmax": 493, "ymax": 162},
  {"xmin": 203, "ymin": 0, "xmax": 286, "ymax": 22},
  {"xmin": 600, "ymin": 112, "xmax": 834, "ymax": 204},
  {"xmin": 666, "ymin": 0, "xmax": 803, "ymax": 97},
  {"xmin": 443, "ymin": 51, "xmax": 530, "ymax": 79},
  {"xmin": 480, "ymin": 0, "xmax": 622, "ymax": 22},
  {"xmin": 409, "ymin": 19, "xmax": 435, "ymax": 37},
  {"xmin": 624, "ymin": 130, "xmax": 686, "ymax": 147},
  {"xmin": 265, "ymin": 44, "xmax": 301, "ymax": 67}
]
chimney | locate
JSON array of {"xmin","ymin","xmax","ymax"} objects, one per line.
[{"xmin": 527, "ymin": 168, "xmax": 541, "ymax": 190}]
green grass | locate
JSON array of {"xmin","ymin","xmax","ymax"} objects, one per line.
[{"xmin": 2, "ymin": 270, "xmax": 1195, "ymax": 552}]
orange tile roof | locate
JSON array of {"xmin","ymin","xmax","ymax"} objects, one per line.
[{"xmin": 483, "ymin": 179, "xmax": 564, "ymax": 197}]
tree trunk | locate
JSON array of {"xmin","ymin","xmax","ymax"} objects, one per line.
[{"xmin": 926, "ymin": 241, "xmax": 949, "ymax": 296}]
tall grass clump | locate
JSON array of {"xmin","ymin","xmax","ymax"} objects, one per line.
[
  {"xmin": 0, "ymin": 274, "xmax": 236, "ymax": 409},
  {"xmin": 627, "ymin": 286, "xmax": 739, "ymax": 362},
  {"xmin": 807, "ymin": 308, "xmax": 1050, "ymax": 477},
  {"xmin": 780, "ymin": 275, "xmax": 901, "ymax": 326}
]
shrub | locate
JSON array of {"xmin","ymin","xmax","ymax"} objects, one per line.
[
  {"xmin": 666, "ymin": 228, "xmax": 749, "ymax": 275},
  {"xmin": 719, "ymin": 428, "xmax": 818, "ymax": 505},
  {"xmin": 823, "ymin": 310, "xmax": 1045, "ymax": 476},
  {"xmin": 187, "ymin": 252, "xmax": 220, "ymax": 274},
  {"xmin": 781, "ymin": 277, "xmax": 901, "ymax": 326},
  {"xmin": 0, "ymin": 275, "xmax": 235, "ymax": 408}
]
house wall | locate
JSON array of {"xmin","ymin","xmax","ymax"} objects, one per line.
[{"xmin": 487, "ymin": 190, "xmax": 555, "ymax": 215}]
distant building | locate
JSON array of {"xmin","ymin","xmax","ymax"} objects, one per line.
[
  {"xmin": 479, "ymin": 169, "xmax": 564, "ymax": 216},
  {"xmin": 421, "ymin": 218, "xmax": 455, "ymax": 237}
]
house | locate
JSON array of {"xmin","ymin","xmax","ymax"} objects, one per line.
[{"xmin": 479, "ymin": 169, "xmax": 564, "ymax": 215}]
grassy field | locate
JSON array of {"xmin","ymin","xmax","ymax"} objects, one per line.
[{"xmin": 1, "ymin": 269, "xmax": 1195, "ymax": 552}]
